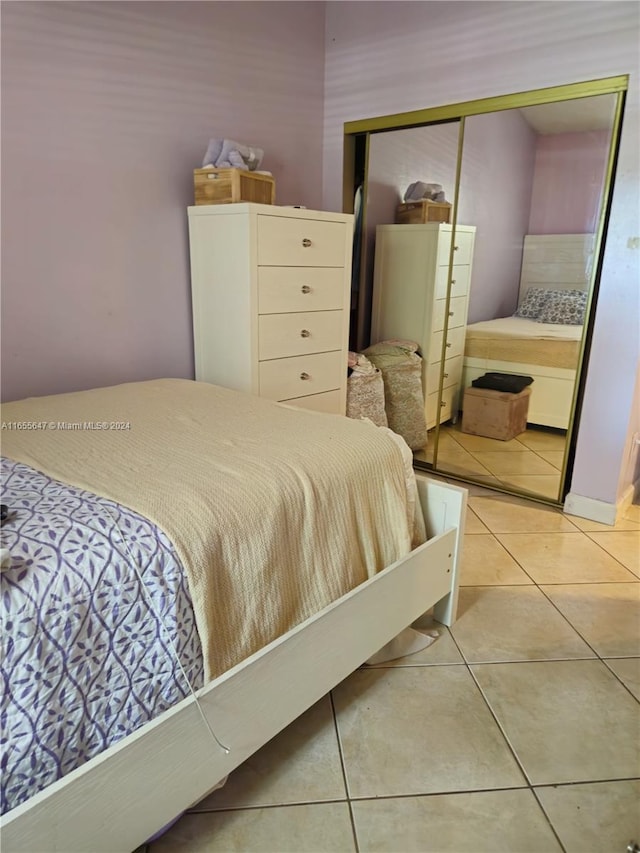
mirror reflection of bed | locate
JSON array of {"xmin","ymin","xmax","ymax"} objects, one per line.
[{"xmin": 415, "ymin": 232, "xmax": 593, "ymax": 501}]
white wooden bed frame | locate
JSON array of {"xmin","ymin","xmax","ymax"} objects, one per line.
[
  {"xmin": 462, "ymin": 234, "xmax": 594, "ymax": 429},
  {"xmin": 0, "ymin": 474, "xmax": 466, "ymax": 853}
]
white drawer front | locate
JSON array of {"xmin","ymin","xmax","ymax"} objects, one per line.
[
  {"xmin": 435, "ymin": 265, "xmax": 471, "ymax": 299},
  {"xmin": 280, "ymin": 389, "xmax": 343, "ymax": 414},
  {"xmin": 426, "ymin": 384, "xmax": 458, "ymax": 428},
  {"xmin": 259, "ymin": 311, "xmax": 344, "ymax": 360},
  {"xmin": 426, "ymin": 355, "xmax": 463, "ymax": 392},
  {"xmin": 428, "ymin": 325, "xmax": 466, "ymax": 364},
  {"xmin": 257, "ymin": 216, "xmax": 347, "ymax": 267},
  {"xmin": 259, "ymin": 351, "xmax": 343, "ymax": 401},
  {"xmin": 432, "ymin": 296, "xmax": 467, "ymax": 332},
  {"xmin": 437, "ymin": 230, "xmax": 474, "ymax": 266},
  {"xmin": 258, "ymin": 267, "xmax": 345, "ymax": 314},
  {"xmin": 441, "ymin": 354, "xmax": 464, "ymax": 389}
]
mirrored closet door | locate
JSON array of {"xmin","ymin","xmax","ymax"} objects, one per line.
[
  {"xmin": 432, "ymin": 92, "xmax": 619, "ymax": 502},
  {"xmin": 344, "ymin": 77, "xmax": 626, "ymax": 504}
]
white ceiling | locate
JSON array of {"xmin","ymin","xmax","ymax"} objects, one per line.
[{"xmin": 519, "ymin": 94, "xmax": 617, "ymax": 134}]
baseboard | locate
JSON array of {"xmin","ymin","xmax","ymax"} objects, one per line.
[
  {"xmin": 563, "ymin": 492, "xmax": 617, "ymax": 525},
  {"xmin": 564, "ymin": 484, "xmax": 639, "ymax": 526},
  {"xmin": 616, "ymin": 481, "xmax": 639, "ymax": 522}
]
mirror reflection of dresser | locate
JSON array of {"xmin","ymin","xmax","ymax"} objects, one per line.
[
  {"xmin": 344, "ymin": 76, "xmax": 627, "ymax": 504},
  {"xmin": 371, "ymin": 223, "xmax": 476, "ymax": 429}
]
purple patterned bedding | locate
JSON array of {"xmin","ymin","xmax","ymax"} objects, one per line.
[{"xmin": 0, "ymin": 458, "xmax": 204, "ymax": 815}]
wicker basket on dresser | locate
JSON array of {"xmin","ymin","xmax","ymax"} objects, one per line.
[
  {"xmin": 187, "ymin": 203, "xmax": 354, "ymax": 415},
  {"xmin": 371, "ymin": 222, "xmax": 476, "ymax": 429}
]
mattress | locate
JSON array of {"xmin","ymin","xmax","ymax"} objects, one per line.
[
  {"xmin": 464, "ymin": 316, "xmax": 581, "ymax": 370},
  {"xmin": 1, "ymin": 378, "xmax": 423, "ymax": 814}
]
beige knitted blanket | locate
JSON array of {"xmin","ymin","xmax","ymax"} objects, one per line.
[{"xmin": 1, "ymin": 379, "xmax": 416, "ymax": 680}]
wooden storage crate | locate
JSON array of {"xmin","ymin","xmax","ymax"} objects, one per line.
[
  {"xmin": 461, "ymin": 386, "xmax": 531, "ymax": 441},
  {"xmin": 396, "ymin": 200, "xmax": 451, "ymax": 225},
  {"xmin": 194, "ymin": 168, "xmax": 275, "ymax": 206}
]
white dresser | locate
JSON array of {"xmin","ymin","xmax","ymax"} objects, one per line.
[
  {"xmin": 188, "ymin": 203, "xmax": 353, "ymax": 414},
  {"xmin": 371, "ymin": 223, "xmax": 476, "ymax": 429}
]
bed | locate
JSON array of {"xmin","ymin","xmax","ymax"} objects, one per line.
[
  {"xmin": 462, "ymin": 234, "xmax": 594, "ymax": 429},
  {"xmin": 0, "ymin": 378, "xmax": 466, "ymax": 853}
]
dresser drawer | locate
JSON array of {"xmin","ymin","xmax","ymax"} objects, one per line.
[
  {"xmin": 426, "ymin": 384, "xmax": 459, "ymax": 428},
  {"xmin": 259, "ymin": 351, "xmax": 343, "ymax": 401},
  {"xmin": 432, "ymin": 295, "xmax": 467, "ymax": 332},
  {"xmin": 280, "ymin": 389, "xmax": 343, "ymax": 414},
  {"xmin": 426, "ymin": 355, "xmax": 464, "ymax": 393},
  {"xmin": 257, "ymin": 216, "xmax": 347, "ymax": 267},
  {"xmin": 428, "ymin": 325, "xmax": 466, "ymax": 364},
  {"xmin": 437, "ymin": 229, "xmax": 474, "ymax": 266},
  {"xmin": 435, "ymin": 264, "xmax": 471, "ymax": 300},
  {"xmin": 259, "ymin": 311, "xmax": 344, "ymax": 360},
  {"xmin": 258, "ymin": 267, "xmax": 345, "ymax": 314}
]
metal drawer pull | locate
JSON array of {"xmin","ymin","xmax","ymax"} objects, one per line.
[
  {"xmin": 300, "ymin": 372, "xmax": 310, "ymax": 380},
  {"xmin": 443, "ymin": 372, "xmax": 449, "ymax": 379},
  {"xmin": 301, "ymin": 285, "xmax": 311, "ymax": 294},
  {"xmin": 453, "ymin": 245, "xmax": 459, "ymax": 251},
  {"xmin": 440, "ymin": 400, "xmax": 447, "ymax": 407},
  {"xmin": 300, "ymin": 329, "xmax": 310, "ymax": 338},
  {"xmin": 302, "ymin": 238, "xmax": 312, "ymax": 247},
  {"xmin": 448, "ymin": 311, "xmax": 454, "ymax": 317},
  {"xmin": 450, "ymin": 279, "xmax": 456, "ymax": 285},
  {"xmin": 446, "ymin": 342, "xmax": 452, "ymax": 348}
]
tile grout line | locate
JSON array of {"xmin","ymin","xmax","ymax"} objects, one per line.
[
  {"xmin": 453, "ymin": 522, "xmax": 638, "ymax": 853},
  {"xmin": 462, "ymin": 434, "xmax": 563, "ymax": 486},
  {"xmin": 461, "ymin": 657, "xmax": 534, "ymax": 785},
  {"xmin": 596, "ymin": 658, "xmax": 640, "ymax": 706},
  {"xmin": 486, "ymin": 528, "xmax": 638, "ymax": 586},
  {"xmin": 579, "ymin": 529, "xmax": 640, "ymax": 577},
  {"xmin": 444, "ymin": 625, "xmax": 570, "ymax": 850},
  {"xmin": 470, "ymin": 524, "xmax": 640, "ymax": 702},
  {"xmin": 529, "ymin": 787, "xmax": 569, "ymax": 853},
  {"xmin": 534, "ymin": 583, "xmax": 627, "ymax": 665},
  {"xmin": 468, "ymin": 450, "xmax": 560, "ymax": 483},
  {"xmin": 469, "ymin": 514, "xmax": 632, "ymax": 664},
  {"xmin": 329, "ymin": 690, "xmax": 360, "ymax": 853},
  {"xmin": 488, "ymin": 530, "xmax": 539, "ymax": 585},
  {"xmin": 462, "ymin": 662, "xmax": 567, "ymax": 853}
]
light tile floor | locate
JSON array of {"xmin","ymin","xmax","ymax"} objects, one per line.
[
  {"xmin": 415, "ymin": 423, "xmax": 568, "ymax": 500},
  {"xmin": 148, "ymin": 492, "xmax": 640, "ymax": 853}
]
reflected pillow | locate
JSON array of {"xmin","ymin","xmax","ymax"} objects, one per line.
[
  {"xmin": 516, "ymin": 288, "xmax": 550, "ymax": 320},
  {"xmin": 537, "ymin": 290, "xmax": 587, "ymax": 325}
]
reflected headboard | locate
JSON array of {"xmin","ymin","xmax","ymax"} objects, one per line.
[{"xmin": 518, "ymin": 233, "xmax": 596, "ymax": 307}]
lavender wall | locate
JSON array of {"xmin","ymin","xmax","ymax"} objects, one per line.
[
  {"xmin": 364, "ymin": 122, "xmax": 460, "ymax": 345},
  {"xmin": 1, "ymin": 1, "xmax": 325, "ymax": 402},
  {"xmin": 324, "ymin": 0, "xmax": 640, "ymax": 506},
  {"xmin": 459, "ymin": 111, "xmax": 537, "ymax": 323},
  {"xmin": 367, "ymin": 124, "xmax": 460, "ymax": 229},
  {"xmin": 365, "ymin": 111, "xmax": 537, "ymax": 336},
  {"xmin": 528, "ymin": 130, "xmax": 611, "ymax": 234}
]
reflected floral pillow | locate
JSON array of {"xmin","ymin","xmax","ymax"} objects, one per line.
[
  {"xmin": 516, "ymin": 288, "xmax": 550, "ymax": 319},
  {"xmin": 537, "ymin": 290, "xmax": 587, "ymax": 325}
]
